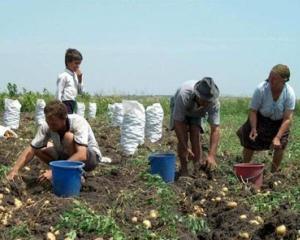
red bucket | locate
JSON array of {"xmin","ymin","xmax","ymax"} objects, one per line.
[{"xmin": 234, "ymin": 163, "xmax": 265, "ymax": 189}]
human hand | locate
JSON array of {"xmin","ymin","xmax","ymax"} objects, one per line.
[
  {"xmin": 249, "ymin": 128, "xmax": 258, "ymax": 141},
  {"xmin": 76, "ymin": 69, "xmax": 83, "ymax": 83},
  {"xmin": 272, "ymin": 136, "xmax": 282, "ymax": 150},
  {"xmin": 206, "ymin": 155, "xmax": 217, "ymax": 170},
  {"xmin": 6, "ymin": 170, "xmax": 18, "ymax": 181},
  {"xmin": 185, "ymin": 148, "xmax": 194, "ymax": 160},
  {"xmin": 38, "ymin": 170, "xmax": 52, "ymax": 182}
]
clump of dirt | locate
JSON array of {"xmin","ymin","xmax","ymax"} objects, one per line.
[
  {"xmin": 253, "ymin": 208, "xmax": 300, "ymax": 240},
  {"xmin": 174, "ymin": 171, "xmax": 261, "ymax": 240}
]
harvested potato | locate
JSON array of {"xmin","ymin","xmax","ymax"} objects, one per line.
[
  {"xmin": 46, "ymin": 232, "xmax": 56, "ymax": 240},
  {"xmin": 4, "ymin": 188, "xmax": 10, "ymax": 194},
  {"xmin": 131, "ymin": 217, "xmax": 138, "ymax": 223},
  {"xmin": 0, "ymin": 193, "xmax": 4, "ymax": 199},
  {"xmin": 222, "ymin": 187, "xmax": 229, "ymax": 192},
  {"xmin": 193, "ymin": 205, "xmax": 206, "ymax": 217},
  {"xmin": 143, "ymin": 219, "xmax": 152, "ymax": 229},
  {"xmin": 220, "ymin": 191, "xmax": 226, "ymax": 197},
  {"xmin": 24, "ymin": 166, "xmax": 31, "ymax": 171},
  {"xmin": 0, "ymin": 206, "xmax": 5, "ymax": 212},
  {"xmin": 239, "ymin": 214, "xmax": 247, "ymax": 220},
  {"xmin": 1, "ymin": 215, "xmax": 8, "ymax": 226},
  {"xmin": 239, "ymin": 231, "xmax": 250, "ymax": 239},
  {"xmin": 255, "ymin": 216, "xmax": 264, "ymax": 224},
  {"xmin": 249, "ymin": 220, "xmax": 260, "ymax": 225},
  {"xmin": 14, "ymin": 198, "xmax": 23, "ymax": 209},
  {"xmin": 227, "ymin": 201, "xmax": 237, "ymax": 209},
  {"xmin": 27, "ymin": 198, "xmax": 35, "ymax": 204},
  {"xmin": 276, "ymin": 225, "xmax": 287, "ymax": 236},
  {"xmin": 133, "ymin": 210, "xmax": 142, "ymax": 217},
  {"xmin": 149, "ymin": 210, "xmax": 158, "ymax": 219},
  {"xmin": 215, "ymin": 197, "xmax": 222, "ymax": 202}
]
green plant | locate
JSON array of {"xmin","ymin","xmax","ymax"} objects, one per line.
[
  {"xmin": 140, "ymin": 172, "xmax": 179, "ymax": 238},
  {"xmin": 7, "ymin": 82, "xmax": 18, "ymax": 98},
  {"xmin": 8, "ymin": 223, "xmax": 31, "ymax": 239},
  {"xmin": 246, "ymin": 186, "xmax": 300, "ymax": 212},
  {"xmin": 65, "ymin": 229, "xmax": 77, "ymax": 240},
  {"xmin": 57, "ymin": 200, "xmax": 125, "ymax": 240},
  {"xmin": 181, "ymin": 215, "xmax": 210, "ymax": 235},
  {"xmin": 0, "ymin": 164, "xmax": 9, "ymax": 179}
]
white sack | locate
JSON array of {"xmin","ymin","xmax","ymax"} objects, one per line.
[
  {"xmin": 76, "ymin": 102, "xmax": 85, "ymax": 117},
  {"xmin": 3, "ymin": 98, "xmax": 21, "ymax": 129},
  {"xmin": 120, "ymin": 100, "xmax": 145, "ymax": 156},
  {"xmin": 145, "ymin": 103, "xmax": 164, "ymax": 143},
  {"xmin": 88, "ymin": 102, "xmax": 97, "ymax": 119},
  {"xmin": 35, "ymin": 99, "xmax": 46, "ymax": 126}
]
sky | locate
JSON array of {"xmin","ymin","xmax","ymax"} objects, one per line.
[{"xmin": 0, "ymin": 0, "xmax": 299, "ymax": 96}]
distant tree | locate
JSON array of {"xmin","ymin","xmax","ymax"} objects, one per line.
[{"xmin": 7, "ymin": 83, "xmax": 18, "ymax": 97}]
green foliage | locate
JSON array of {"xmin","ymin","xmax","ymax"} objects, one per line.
[
  {"xmin": 140, "ymin": 172, "xmax": 179, "ymax": 238},
  {"xmin": 0, "ymin": 164, "xmax": 9, "ymax": 179},
  {"xmin": 8, "ymin": 223, "xmax": 31, "ymax": 239},
  {"xmin": 58, "ymin": 200, "xmax": 125, "ymax": 240},
  {"xmin": 7, "ymin": 83, "xmax": 18, "ymax": 98},
  {"xmin": 181, "ymin": 215, "xmax": 210, "ymax": 235},
  {"xmin": 65, "ymin": 230, "xmax": 77, "ymax": 240},
  {"xmin": 246, "ymin": 186, "xmax": 300, "ymax": 213}
]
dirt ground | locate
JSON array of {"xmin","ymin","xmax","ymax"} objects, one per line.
[{"xmin": 1, "ymin": 114, "xmax": 300, "ymax": 240}]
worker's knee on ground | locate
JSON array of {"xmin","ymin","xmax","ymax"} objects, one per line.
[
  {"xmin": 63, "ymin": 132, "xmax": 74, "ymax": 143},
  {"xmin": 34, "ymin": 148, "xmax": 43, "ymax": 157}
]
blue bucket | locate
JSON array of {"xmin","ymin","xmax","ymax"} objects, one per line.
[
  {"xmin": 50, "ymin": 160, "xmax": 85, "ymax": 197},
  {"xmin": 149, "ymin": 153, "xmax": 176, "ymax": 183}
]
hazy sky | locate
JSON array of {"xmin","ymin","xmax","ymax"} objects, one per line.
[{"xmin": 1, "ymin": 0, "xmax": 299, "ymax": 96}]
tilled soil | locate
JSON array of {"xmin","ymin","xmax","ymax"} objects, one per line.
[{"xmin": 0, "ymin": 114, "xmax": 300, "ymax": 240}]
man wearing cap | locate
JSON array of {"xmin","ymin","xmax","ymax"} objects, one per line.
[
  {"xmin": 237, "ymin": 64, "xmax": 296, "ymax": 172},
  {"xmin": 170, "ymin": 77, "xmax": 221, "ymax": 176}
]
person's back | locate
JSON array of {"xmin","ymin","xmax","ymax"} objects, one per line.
[{"xmin": 56, "ymin": 48, "xmax": 84, "ymax": 114}]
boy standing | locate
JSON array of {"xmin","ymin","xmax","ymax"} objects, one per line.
[{"xmin": 56, "ymin": 48, "xmax": 84, "ymax": 114}]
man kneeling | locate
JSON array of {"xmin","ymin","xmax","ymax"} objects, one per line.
[{"xmin": 7, "ymin": 100, "xmax": 102, "ymax": 181}]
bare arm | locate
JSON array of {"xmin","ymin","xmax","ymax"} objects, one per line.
[
  {"xmin": 275, "ymin": 110, "xmax": 293, "ymax": 140},
  {"xmin": 76, "ymin": 69, "xmax": 83, "ymax": 94},
  {"xmin": 208, "ymin": 125, "xmax": 220, "ymax": 158},
  {"xmin": 249, "ymin": 110, "xmax": 257, "ymax": 130},
  {"xmin": 7, "ymin": 146, "xmax": 35, "ymax": 179},
  {"xmin": 249, "ymin": 110, "xmax": 258, "ymax": 141}
]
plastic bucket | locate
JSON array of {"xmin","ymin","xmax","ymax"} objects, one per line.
[
  {"xmin": 149, "ymin": 153, "xmax": 176, "ymax": 183},
  {"xmin": 234, "ymin": 163, "xmax": 265, "ymax": 189},
  {"xmin": 50, "ymin": 160, "xmax": 85, "ymax": 197}
]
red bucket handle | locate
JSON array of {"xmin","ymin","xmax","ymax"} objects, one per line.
[{"xmin": 236, "ymin": 167, "xmax": 264, "ymax": 183}]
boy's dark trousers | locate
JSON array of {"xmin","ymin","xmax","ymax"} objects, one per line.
[{"xmin": 62, "ymin": 100, "xmax": 77, "ymax": 114}]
